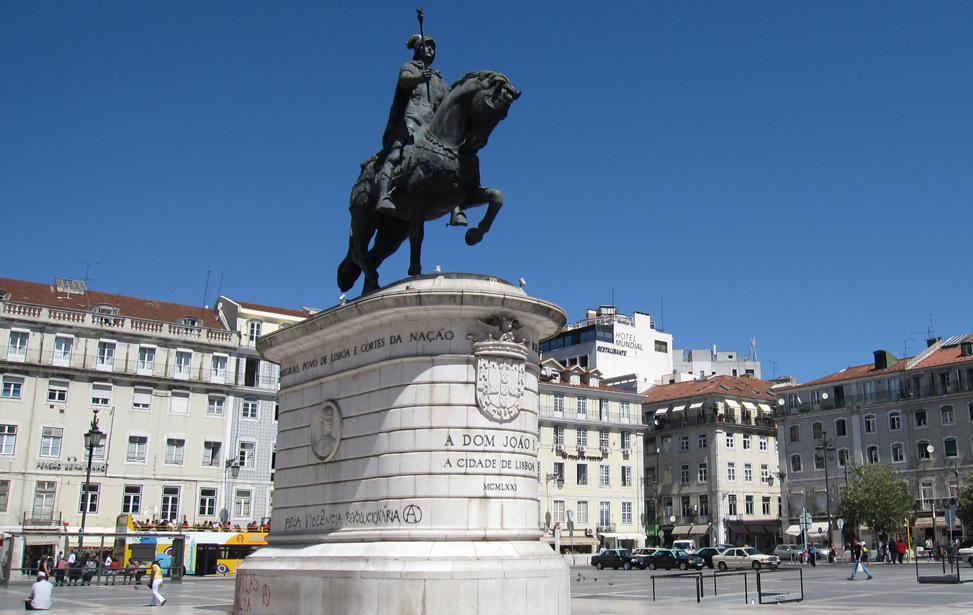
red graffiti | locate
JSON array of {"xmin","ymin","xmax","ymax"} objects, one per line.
[{"xmin": 262, "ymin": 585, "xmax": 271, "ymax": 607}]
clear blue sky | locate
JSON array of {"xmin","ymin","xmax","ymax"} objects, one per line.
[{"xmin": 3, "ymin": 1, "xmax": 971, "ymax": 384}]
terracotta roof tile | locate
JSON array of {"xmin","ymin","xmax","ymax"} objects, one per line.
[
  {"xmin": 234, "ymin": 300, "xmax": 311, "ymax": 319},
  {"xmin": 0, "ymin": 277, "xmax": 225, "ymax": 330},
  {"xmin": 640, "ymin": 375, "xmax": 776, "ymax": 405}
]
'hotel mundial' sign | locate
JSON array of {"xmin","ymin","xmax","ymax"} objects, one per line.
[{"xmin": 470, "ymin": 315, "xmax": 528, "ymax": 423}]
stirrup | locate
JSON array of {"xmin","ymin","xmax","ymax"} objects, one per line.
[
  {"xmin": 376, "ymin": 197, "xmax": 396, "ymax": 212},
  {"xmin": 448, "ymin": 210, "xmax": 468, "ymax": 227}
]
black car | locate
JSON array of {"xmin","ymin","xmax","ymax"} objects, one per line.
[
  {"xmin": 644, "ymin": 549, "xmax": 705, "ymax": 571},
  {"xmin": 591, "ymin": 548, "xmax": 645, "ymax": 570},
  {"xmin": 694, "ymin": 546, "xmax": 727, "ymax": 569}
]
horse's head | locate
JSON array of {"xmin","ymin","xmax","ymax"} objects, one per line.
[{"xmin": 465, "ymin": 72, "xmax": 521, "ymax": 151}]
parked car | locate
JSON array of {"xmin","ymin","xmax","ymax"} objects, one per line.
[
  {"xmin": 644, "ymin": 548, "xmax": 705, "ymax": 571},
  {"xmin": 713, "ymin": 547, "xmax": 781, "ymax": 570},
  {"xmin": 632, "ymin": 548, "xmax": 660, "ymax": 558},
  {"xmin": 672, "ymin": 539, "xmax": 697, "ymax": 553},
  {"xmin": 773, "ymin": 544, "xmax": 803, "ymax": 561},
  {"xmin": 591, "ymin": 548, "xmax": 645, "ymax": 570},
  {"xmin": 695, "ymin": 546, "xmax": 727, "ymax": 569},
  {"xmin": 957, "ymin": 544, "xmax": 973, "ymax": 566}
]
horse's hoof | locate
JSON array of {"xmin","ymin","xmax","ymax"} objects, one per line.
[
  {"xmin": 408, "ymin": 267, "xmax": 422, "ymax": 276},
  {"xmin": 465, "ymin": 228, "xmax": 483, "ymax": 246}
]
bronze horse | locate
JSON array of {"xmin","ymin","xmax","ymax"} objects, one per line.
[{"xmin": 338, "ymin": 71, "xmax": 520, "ymax": 295}]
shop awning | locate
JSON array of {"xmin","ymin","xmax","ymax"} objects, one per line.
[
  {"xmin": 689, "ymin": 402, "xmax": 703, "ymax": 410},
  {"xmin": 670, "ymin": 404, "xmax": 686, "ymax": 413},
  {"xmin": 24, "ymin": 535, "xmax": 63, "ymax": 546},
  {"xmin": 758, "ymin": 403, "xmax": 773, "ymax": 414},
  {"xmin": 742, "ymin": 401, "xmax": 757, "ymax": 410},
  {"xmin": 726, "ymin": 521, "xmax": 750, "ymax": 534},
  {"xmin": 671, "ymin": 525, "xmax": 693, "ymax": 535},
  {"xmin": 600, "ymin": 533, "xmax": 646, "ymax": 541},
  {"xmin": 784, "ymin": 525, "xmax": 802, "ymax": 537},
  {"xmin": 687, "ymin": 525, "xmax": 711, "ymax": 535}
]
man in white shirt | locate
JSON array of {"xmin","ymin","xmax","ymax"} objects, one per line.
[{"xmin": 25, "ymin": 571, "xmax": 54, "ymax": 610}]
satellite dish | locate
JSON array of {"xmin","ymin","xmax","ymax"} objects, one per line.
[
  {"xmin": 777, "ymin": 398, "xmax": 785, "ymax": 406},
  {"xmin": 821, "ymin": 392, "xmax": 829, "ymax": 400},
  {"xmin": 669, "ymin": 515, "xmax": 676, "ymax": 523}
]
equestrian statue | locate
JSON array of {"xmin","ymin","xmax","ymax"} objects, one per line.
[{"xmin": 337, "ymin": 16, "xmax": 520, "ymax": 295}]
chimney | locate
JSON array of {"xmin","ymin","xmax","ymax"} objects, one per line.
[
  {"xmin": 873, "ymin": 350, "xmax": 898, "ymax": 370},
  {"xmin": 926, "ymin": 337, "xmax": 942, "ymax": 348}
]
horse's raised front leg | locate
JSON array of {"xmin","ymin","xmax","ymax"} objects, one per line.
[{"xmin": 464, "ymin": 187, "xmax": 503, "ymax": 246}]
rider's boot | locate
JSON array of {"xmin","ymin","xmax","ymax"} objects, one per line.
[
  {"xmin": 448, "ymin": 206, "xmax": 467, "ymax": 227},
  {"xmin": 375, "ymin": 173, "xmax": 396, "ymax": 213}
]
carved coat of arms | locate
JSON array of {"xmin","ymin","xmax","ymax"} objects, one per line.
[{"xmin": 470, "ymin": 315, "xmax": 529, "ymax": 423}]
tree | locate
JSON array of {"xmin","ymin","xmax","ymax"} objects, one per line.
[
  {"xmin": 956, "ymin": 472, "xmax": 973, "ymax": 532},
  {"xmin": 839, "ymin": 463, "xmax": 913, "ymax": 536}
]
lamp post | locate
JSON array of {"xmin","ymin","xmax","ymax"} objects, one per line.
[
  {"xmin": 223, "ymin": 458, "xmax": 241, "ymax": 524},
  {"xmin": 815, "ymin": 431, "xmax": 836, "ymax": 548},
  {"xmin": 79, "ymin": 409, "xmax": 106, "ymax": 549}
]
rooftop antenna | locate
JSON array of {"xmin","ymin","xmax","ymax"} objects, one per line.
[
  {"xmin": 768, "ymin": 360, "xmax": 778, "ymax": 380},
  {"xmin": 215, "ymin": 273, "xmax": 225, "ymax": 302},
  {"xmin": 171, "ymin": 286, "xmax": 189, "ymax": 305},
  {"xmin": 73, "ymin": 261, "xmax": 99, "ymax": 284},
  {"xmin": 747, "ymin": 337, "xmax": 757, "ymax": 361},
  {"xmin": 202, "ymin": 270, "xmax": 212, "ymax": 307},
  {"xmin": 921, "ymin": 311, "xmax": 938, "ymax": 338},
  {"xmin": 659, "ymin": 297, "xmax": 664, "ymax": 333}
]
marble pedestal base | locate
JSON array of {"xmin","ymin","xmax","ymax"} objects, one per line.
[{"xmin": 234, "ymin": 541, "xmax": 569, "ymax": 615}]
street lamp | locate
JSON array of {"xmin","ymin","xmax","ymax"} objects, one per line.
[
  {"xmin": 815, "ymin": 430, "xmax": 837, "ymax": 547},
  {"xmin": 79, "ymin": 409, "xmax": 106, "ymax": 549}
]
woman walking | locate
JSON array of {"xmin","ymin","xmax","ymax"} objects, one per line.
[{"xmin": 149, "ymin": 558, "xmax": 166, "ymax": 606}]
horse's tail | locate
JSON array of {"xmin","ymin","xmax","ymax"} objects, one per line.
[
  {"xmin": 337, "ymin": 154, "xmax": 380, "ymax": 292},
  {"xmin": 337, "ymin": 231, "xmax": 361, "ymax": 292}
]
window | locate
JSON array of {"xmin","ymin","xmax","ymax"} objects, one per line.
[
  {"xmin": 91, "ymin": 383, "xmax": 112, "ymax": 406},
  {"xmin": 599, "ymin": 501, "xmax": 611, "ymax": 527},
  {"xmin": 599, "ymin": 398, "xmax": 609, "ymax": 421},
  {"xmin": 127, "ymin": 436, "xmax": 147, "ymax": 462},
  {"xmin": 762, "ymin": 496, "xmax": 772, "ymax": 516},
  {"xmin": 744, "ymin": 463, "xmax": 753, "ymax": 483},
  {"xmin": 745, "ymin": 495, "xmax": 754, "ymax": 515},
  {"xmin": 662, "ymin": 465, "xmax": 672, "ymax": 484},
  {"xmin": 742, "ymin": 435, "xmax": 751, "ymax": 451},
  {"xmin": 727, "ymin": 462, "xmax": 736, "ymax": 481},
  {"xmin": 174, "ymin": 351, "xmax": 192, "ymax": 379},
  {"xmin": 599, "ymin": 464, "xmax": 610, "ymax": 487},
  {"xmin": 621, "ymin": 430, "xmax": 630, "ymax": 450},
  {"xmin": 759, "ymin": 436, "xmax": 768, "ymax": 451},
  {"xmin": 598, "ymin": 429, "xmax": 610, "ymax": 450},
  {"xmin": 1, "ymin": 375, "xmax": 23, "ymax": 399},
  {"xmin": 0, "ymin": 425, "xmax": 16, "ymax": 454},
  {"xmin": 790, "ymin": 454, "xmax": 802, "ymax": 473},
  {"xmin": 727, "ymin": 494, "xmax": 737, "ymax": 516},
  {"xmin": 789, "ymin": 425, "xmax": 800, "ymax": 442},
  {"xmin": 553, "ymin": 425, "xmax": 565, "ymax": 446},
  {"xmin": 576, "ymin": 463, "xmax": 588, "ymax": 486},
  {"xmin": 680, "ymin": 464, "xmax": 690, "ymax": 484},
  {"xmin": 170, "ymin": 390, "xmax": 189, "ymax": 414},
  {"xmin": 211, "ymin": 355, "xmax": 228, "ymax": 383},
  {"xmin": 761, "ymin": 464, "xmax": 770, "ymax": 484},
  {"xmin": 552, "ymin": 462, "xmax": 564, "ymax": 482},
  {"xmin": 654, "ymin": 340, "xmax": 668, "ymax": 353},
  {"xmin": 944, "ymin": 437, "xmax": 958, "ymax": 458},
  {"xmin": 577, "ymin": 428, "xmax": 587, "ymax": 449},
  {"xmin": 942, "ymin": 406, "xmax": 955, "ymax": 425},
  {"xmin": 725, "ymin": 433, "xmax": 735, "ymax": 448},
  {"xmin": 122, "ymin": 485, "xmax": 142, "ymax": 514},
  {"xmin": 244, "ymin": 358, "xmax": 260, "ymax": 387},
  {"xmin": 698, "ymin": 433, "xmax": 707, "ymax": 449},
  {"xmin": 40, "ymin": 427, "xmax": 62, "ymax": 457},
  {"xmin": 239, "ymin": 441, "xmax": 256, "ymax": 467},
  {"xmin": 620, "ymin": 401, "xmax": 630, "ymax": 421},
  {"xmin": 161, "ymin": 486, "xmax": 180, "ymax": 521},
  {"xmin": 85, "ymin": 430, "xmax": 106, "ymax": 460},
  {"xmin": 866, "ymin": 446, "xmax": 880, "ymax": 464},
  {"xmin": 837, "ymin": 449, "xmax": 850, "ymax": 467},
  {"xmin": 679, "ymin": 435, "xmax": 689, "ymax": 452},
  {"xmin": 207, "ymin": 395, "xmax": 225, "ymax": 417},
  {"xmin": 661, "ymin": 436, "xmax": 671, "ymax": 453},
  {"xmin": 577, "ymin": 501, "xmax": 588, "ymax": 524},
  {"xmin": 835, "ymin": 419, "xmax": 847, "ymax": 437},
  {"xmin": 242, "ymin": 396, "xmax": 259, "ymax": 419},
  {"xmin": 621, "ymin": 501, "xmax": 632, "ymax": 524},
  {"xmin": 165, "ymin": 438, "xmax": 185, "ymax": 464},
  {"xmin": 132, "ymin": 387, "xmax": 152, "ymax": 411},
  {"xmin": 681, "ymin": 496, "xmax": 692, "ymax": 517},
  {"xmin": 698, "ymin": 495, "xmax": 709, "ymax": 516},
  {"xmin": 199, "ymin": 488, "xmax": 217, "ymax": 516},
  {"xmin": 576, "ymin": 396, "xmax": 587, "ymax": 419},
  {"xmin": 915, "ymin": 409, "xmax": 928, "ymax": 428},
  {"xmin": 53, "ymin": 336, "xmax": 73, "ymax": 367},
  {"xmin": 698, "ymin": 462, "xmax": 708, "ymax": 483},
  {"xmin": 7, "ymin": 331, "xmax": 29, "ymax": 361},
  {"xmin": 78, "ymin": 482, "xmax": 100, "ymax": 513},
  {"xmin": 553, "ymin": 394, "xmax": 564, "ymax": 416},
  {"xmin": 0, "ymin": 480, "xmax": 8, "ymax": 512},
  {"xmin": 864, "ymin": 415, "xmax": 876, "ymax": 433},
  {"xmin": 137, "ymin": 346, "xmax": 156, "ymax": 375},
  {"xmin": 47, "ymin": 380, "xmax": 68, "ymax": 403},
  {"xmin": 917, "ymin": 440, "xmax": 932, "ymax": 460},
  {"xmin": 814, "ymin": 452, "xmax": 826, "ymax": 470},
  {"xmin": 622, "ymin": 465, "xmax": 632, "ymax": 487},
  {"xmin": 662, "ymin": 497, "xmax": 673, "ymax": 518},
  {"xmin": 96, "ymin": 341, "xmax": 115, "ymax": 371},
  {"xmin": 889, "ymin": 411, "xmax": 902, "ymax": 430},
  {"xmin": 891, "ymin": 442, "xmax": 905, "ymax": 463},
  {"xmin": 551, "ymin": 499, "xmax": 565, "ymax": 523},
  {"xmin": 32, "ymin": 481, "xmax": 56, "ymax": 521},
  {"xmin": 248, "ymin": 320, "xmax": 262, "ymax": 346},
  {"xmin": 234, "ymin": 489, "xmax": 252, "ymax": 517},
  {"xmin": 812, "ymin": 422, "xmax": 823, "ymax": 440}
]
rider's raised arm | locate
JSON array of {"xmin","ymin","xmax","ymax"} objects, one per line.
[{"xmin": 398, "ymin": 61, "xmax": 427, "ymax": 88}]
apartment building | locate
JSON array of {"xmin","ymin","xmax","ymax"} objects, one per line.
[
  {"xmin": 642, "ymin": 375, "xmax": 781, "ymax": 549},
  {"xmin": 536, "ymin": 360, "xmax": 648, "ymax": 552}
]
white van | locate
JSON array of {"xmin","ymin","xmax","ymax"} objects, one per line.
[{"xmin": 672, "ymin": 539, "xmax": 697, "ymax": 553}]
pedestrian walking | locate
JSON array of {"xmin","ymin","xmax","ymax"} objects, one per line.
[
  {"xmin": 829, "ymin": 543, "xmax": 837, "ymax": 565},
  {"xmin": 149, "ymin": 558, "xmax": 166, "ymax": 606},
  {"xmin": 847, "ymin": 539, "xmax": 873, "ymax": 580},
  {"xmin": 808, "ymin": 544, "xmax": 817, "ymax": 567},
  {"xmin": 896, "ymin": 539, "xmax": 906, "ymax": 564}
]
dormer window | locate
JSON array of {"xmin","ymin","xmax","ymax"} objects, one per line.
[
  {"xmin": 179, "ymin": 316, "xmax": 199, "ymax": 327},
  {"xmin": 94, "ymin": 304, "xmax": 118, "ymax": 315},
  {"xmin": 962, "ymin": 342, "xmax": 973, "ymax": 357}
]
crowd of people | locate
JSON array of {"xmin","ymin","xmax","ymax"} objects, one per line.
[{"xmin": 26, "ymin": 552, "xmax": 168, "ymax": 610}]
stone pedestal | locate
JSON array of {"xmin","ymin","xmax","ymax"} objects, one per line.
[{"xmin": 234, "ymin": 274, "xmax": 569, "ymax": 615}]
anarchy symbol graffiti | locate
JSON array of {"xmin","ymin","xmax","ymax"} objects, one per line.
[{"xmin": 403, "ymin": 504, "xmax": 422, "ymax": 524}]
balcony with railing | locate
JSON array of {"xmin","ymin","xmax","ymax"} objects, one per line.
[
  {"xmin": 539, "ymin": 401, "xmax": 642, "ymax": 426},
  {"xmin": 23, "ymin": 511, "xmax": 62, "ymax": 527},
  {"xmin": 652, "ymin": 410, "xmax": 776, "ymax": 431},
  {"xmin": 785, "ymin": 378, "xmax": 973, "ymax": 415},
  {"xmin": 2, "ymin": 301, "xmax": 239, "ymax": 346}
]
